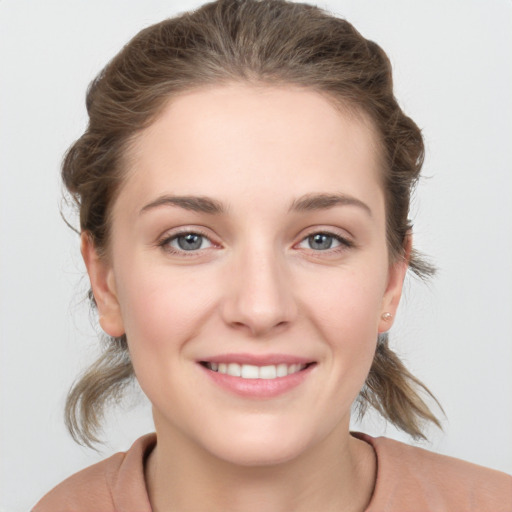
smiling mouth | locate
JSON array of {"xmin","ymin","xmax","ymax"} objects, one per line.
[{"xmin": 200, "ymin": 362, "xmax": 314, "ymax": 380}]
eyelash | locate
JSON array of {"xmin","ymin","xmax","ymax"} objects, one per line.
[
  {"xmin": 157, "ymin": 229, "xmax": 215, "ymax": 256},
  {"xmin": 296, "ymin": 232, "xmax": 354, "ymax": 253},
  {"xmin": 157, "ymin": 229, "xmax": 354, "ymax": 256}
]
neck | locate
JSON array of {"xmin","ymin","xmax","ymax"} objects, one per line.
[{"xmin": 145, "ymin": 420, "xmax": 376, "ymax": 512}]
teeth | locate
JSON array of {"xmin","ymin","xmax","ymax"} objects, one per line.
[
  {"xmin": 206, "ymin": 362, "xmax": 307, "ymax": 379},
  {"xmin": 241, "ymin": 364, "xmax": 259, "ymax": 379},
  {"xmin": 276, "ymin": 363, "xmax": 288, "ymax": 377},
  {"xmin": 259, "ymin": 365, "xmax": 277, "ymax": 379},
  {"xmin": 227, "ymin": 363, "xmax": 241, "ymax": 377}
]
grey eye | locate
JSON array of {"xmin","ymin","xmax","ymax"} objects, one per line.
[
  {"xmin": 173, "ymin": 233, "xmax": 211, "ymax": 251},
  {"xmin": 308, "ymin": 233, "xmax": 335, "ymax": 250},
  {"xmin": 297, "ymin": 232, "xmax": 346, "ymax": 251}
]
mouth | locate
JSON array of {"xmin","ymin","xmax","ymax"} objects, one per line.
[
  {"xmin": 198, "ymin": 354, "xmax": 317, "ymax": 398},
  {"xmin": 200, "ymin": 361, "xmax": 314, "ymax": 380}
]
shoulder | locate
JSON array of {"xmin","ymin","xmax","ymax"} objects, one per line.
[
  {"xmin": 31, "ymin": 452, "xmax": 124, "ymax": 511},
  {"xmin": 354, "ymin": 433, "xmax": 512, "ymax": 512},
  {"xmin": 32, "ymin": 433, "xmax": 156, "ymax": 512}
]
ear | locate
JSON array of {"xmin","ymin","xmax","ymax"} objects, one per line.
[
  {"xmin": 80, "ymin": 232, "xmax": 125, "ymax": 337},
  {"xmin": 378, "ymin": 233, "xmax": 412, "ymax": 333}
]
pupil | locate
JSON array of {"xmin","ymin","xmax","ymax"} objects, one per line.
[
  {"xmin": 178, "ymin": 233, "xmax": 202, "ymax": 250},
  {"xmin": 310, "ymin": 233, "xmax": 332, "ymax": 250}
]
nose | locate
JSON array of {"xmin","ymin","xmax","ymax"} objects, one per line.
[{"xmin": 221, "ymin": 244, "xmax": 298, "ymax": 337}]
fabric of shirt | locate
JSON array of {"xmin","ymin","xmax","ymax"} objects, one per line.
[{"xmin": 32, "ymin": 432, "xmax": 512, "ymax": 511}]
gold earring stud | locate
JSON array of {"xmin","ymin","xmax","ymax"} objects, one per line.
[{"xmin": 381, "ymin": 312, "xmax": 392, "ymax": 321}]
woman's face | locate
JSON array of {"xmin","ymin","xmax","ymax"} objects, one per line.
[{"xmin": 84, "ymin": 84, "xmax": 407, "ymax": 465}]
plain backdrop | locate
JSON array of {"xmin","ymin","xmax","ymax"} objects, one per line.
[{"xmin": 1, "ymin": 1, "xmax": 511, "ymax": 510}]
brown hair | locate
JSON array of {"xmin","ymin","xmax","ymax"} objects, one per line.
[{"xmin": 64, "ymin": 0, "xmax": 441, "ymax": 447}]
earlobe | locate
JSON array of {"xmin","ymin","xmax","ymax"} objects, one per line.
[
  {"xmin": 80, "ymin": 232, "xmax": 125, "ymax": 337},
  {"xmin": 378, "ymin": 234, "xmax": 412, "ymax": 333}
]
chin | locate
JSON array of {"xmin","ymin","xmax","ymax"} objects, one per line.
[
  {"xmin": 208, "ymin": 435, "xmax": 308, "ymax": 467},
  {"xmin": 193, "ymin": 415, "xmax": 318, "ymax": 467}
]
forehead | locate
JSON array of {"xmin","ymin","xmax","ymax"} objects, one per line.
[{"xmin": 119, "ymin": 83, "xmax": 383, "ymax": 216}]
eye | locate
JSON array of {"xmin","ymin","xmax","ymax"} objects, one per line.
[
  {"xmin": 297, "ymin": 232, "xmax": 351, "ymax": 251},
  {"xmin": 162, "ymin": 232, "xmax": 213, "ymax": 252}
]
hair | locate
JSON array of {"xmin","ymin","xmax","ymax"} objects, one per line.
[{"xmin": 63, "ymin": 0, "xmax": 442, "ymax": 447}]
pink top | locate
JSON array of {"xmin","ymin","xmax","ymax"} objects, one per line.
[{"xmin": 33, "ymin": 432, "xmax": 512, "ymax": 511}]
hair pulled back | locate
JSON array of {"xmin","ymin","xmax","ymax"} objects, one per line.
[{"xmin": 64, "ymin": 0, "xmax": 441, "ymax": 447}]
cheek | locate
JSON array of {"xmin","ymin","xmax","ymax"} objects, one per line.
[
  {"xmin": 114, "ymin": 263, "xmax": 218, "ymax": 371},
  {"xmin": 300, "ymin": 266, "xmax": 385, "ymax": 382},
  {"xmin": 306, "ymin": 266, "xmax": 384, "ymax": 336}
]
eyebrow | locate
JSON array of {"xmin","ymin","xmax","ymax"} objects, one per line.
[
  {"xmin": 289, "ymin": 193, "xmax": 372, "ymax": 216},
  {"xmin": 140, "ymin": 195, "xmax": 225, "ymax": 215},
  {"xmin": 139, "ymin": 192, "xmax": 371, "ymax": 217}
]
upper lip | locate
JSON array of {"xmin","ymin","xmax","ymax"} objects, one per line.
[{"xmin": 199, "ymin": 353, "xmax": 315, "ymax": 366}]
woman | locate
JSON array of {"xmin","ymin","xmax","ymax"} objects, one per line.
[{"xmin": 32, "ymin": 0, "xmax": 511, "ymax": 510}]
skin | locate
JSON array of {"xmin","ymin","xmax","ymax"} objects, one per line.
[{"xmin": 82, "ymin": 84, "xmax": 409, "ymax": 512}]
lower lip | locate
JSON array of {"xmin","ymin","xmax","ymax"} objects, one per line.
[{"xmin": 199, "ymin": 363, "xmax": 316, "ymax": 398}]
